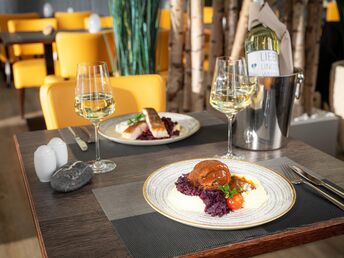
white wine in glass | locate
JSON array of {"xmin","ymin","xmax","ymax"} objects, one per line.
[
  {"xmin": 75, "ymin": 62, "xmax": 116, "ymax": 173},
  {"xmin": 210, "ymin": 57, "xmax": 256, "ymax": 159}
]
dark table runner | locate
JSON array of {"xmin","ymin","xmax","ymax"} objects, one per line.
[
  {"xmin": 93, "ymin": 157, "xmax": 344, "ymax": 258},
  {"xmin": 66, "ymin": 123, "xmax": 228, "ymax": 161}
]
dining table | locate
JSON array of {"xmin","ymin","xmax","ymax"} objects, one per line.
[{"xmin": 14, "ymin": 111, "xmax": 344, "ymax": 258}]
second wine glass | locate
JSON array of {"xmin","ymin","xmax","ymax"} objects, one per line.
[
  {"xmin": 74, "ymin": 62, "xmax": 116, "ymax": 173},
  {"xmin": 210, "ymin": 57, "xmax": 256, "ymax": 159}
]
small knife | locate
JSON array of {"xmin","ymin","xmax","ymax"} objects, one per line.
[
  {"xmin": 68, "ymin": 127, "xmax": 88, "ymax": 151},
  {"xmin": 289, "ymin": 165, "xmax": 344, "ymax": 199}
]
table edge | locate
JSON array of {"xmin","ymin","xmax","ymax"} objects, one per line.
[
  {"xmin": 13, "ymin": 135, "xmax": 48, "ymax": 258},
  {"xmin": 180, "ymin": 217, "xmax": 344, "ymax": 258}
]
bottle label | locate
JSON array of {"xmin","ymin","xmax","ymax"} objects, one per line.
[{"xmin": 247, "ymin": 50, "xmax": 280, "ymax": 76}]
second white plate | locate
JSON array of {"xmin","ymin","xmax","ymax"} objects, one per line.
[{"xmin": 99, "ymin": 112, "xmax": 201, "ymax": 145}]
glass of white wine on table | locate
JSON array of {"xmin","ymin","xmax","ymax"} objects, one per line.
[
  {"xmin": 210, "ymin": 57, "xmax": 256, "ymax": 159},
  {"xmin": 74, "ymin": 62, "xmax": 116, "ymax": 173}
]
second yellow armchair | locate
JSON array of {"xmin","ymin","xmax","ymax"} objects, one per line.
[{"xmin": 40, "ymin": 74, "xmax": 166, "ymax": 130}]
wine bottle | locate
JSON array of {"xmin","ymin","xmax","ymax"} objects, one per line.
[{"xmin": 245, "ymin": 0, "xmax": 280, "ymax": 76}]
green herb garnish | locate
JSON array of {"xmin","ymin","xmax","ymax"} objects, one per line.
[
  {"xmin": 219, "ymin": 184, "xmax": 237, "ymax": 198},
  {"xmin": 128, "ymin": 113, "xmax": 145, "ymax": 125}
]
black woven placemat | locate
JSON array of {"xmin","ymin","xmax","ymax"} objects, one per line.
[
  {"xmin": 68, "ymin": 124, "xmax": 227, "ymax": 161},
  {"xmin": 111, "ymin": 184, "xmax": 343, "ymax": 258},
  {"xmin": 104, "ymin": 157, "xmax": 344, "ymax": 258}
]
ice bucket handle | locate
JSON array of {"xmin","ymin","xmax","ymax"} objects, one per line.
[{"xmin": 295, "ymin": 72, "xmax": 304, "ymax": 99}]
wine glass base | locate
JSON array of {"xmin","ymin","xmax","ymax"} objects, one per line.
[
  {"xmin": 214, "ymin": 153, "xmax": 244, "ymax": 160},
  {"xmin": 88, "ymin": 159, "xmax": 116, "ymax": 174}
]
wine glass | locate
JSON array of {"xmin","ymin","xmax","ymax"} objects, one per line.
[
  {"xmin": 74, "ymin": 62, "xmax": 116, "ymax": 173},
  {"xmin": 210, "ymin": 57, "xmax": 256, "ymax": 159}
]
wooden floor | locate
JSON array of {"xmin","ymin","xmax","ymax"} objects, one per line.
[{"xmin": 0, "ymin": 85, "xmax": 343, "ymax": 257}]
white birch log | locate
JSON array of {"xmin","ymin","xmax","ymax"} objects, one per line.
[
  {"xmin": 230, "ymin": 0, "xmax": 250, "ymax": 59},
  {"xmin": 190, "ymin": 0, "xmax": 205, "ymax": 111},
  {"xmin": 292, "ymin": 0, "xmax": 308, "ymax": 70},
  {"xmin": 167, "ymin": 0, "xmax": 185, "ymax": 112},
  {"xmin": 206, "ymin": 0, "xmax": 224, "ymax": 110},
  {"xmin": 225, "ymin": 0, "xmax": 239, "ymax": 56},
  {"xmin": 183, "ymin": 2, "xmax": 192, "ymax": 112}
]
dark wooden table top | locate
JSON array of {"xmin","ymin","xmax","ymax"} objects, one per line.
[
  {"xmin": 0, "ymin": 31, "xmax": 55, "ymax": 45},
  {"xmin": 14, "ymin": 113, "xmax": 344, "ymax": 258},
  {"xmin": 0, "ymin": 28, "xmax": 113, "ymax": 45}
]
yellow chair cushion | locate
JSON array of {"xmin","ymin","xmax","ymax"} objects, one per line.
[
  {"xmin": 40, "ymin": 74, "xmax": 166, "ymax": 129},
  {"xmin": 13, "ymin": 59, "xmax": 60, "ymax": 89},
  {"xmin": 13, "ymin": 59, "xmax": 46, "ymax": 89}
]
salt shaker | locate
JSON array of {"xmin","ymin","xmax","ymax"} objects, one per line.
[
  {"xmin": 34, "ymin": 145, "xmax": 57, "ymax": 182},
  {"xmin": 48, "ymin": 137, "xmax": 68, "ymax": 168}
]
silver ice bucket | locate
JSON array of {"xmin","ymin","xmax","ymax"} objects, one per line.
[{"xmin": 233, "ymin": 68, "xmax": 304, "ymax": 150}]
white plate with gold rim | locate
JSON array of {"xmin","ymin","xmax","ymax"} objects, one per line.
[
  {"xmin": 99, "ymin": 112, "xmax": 200, "ymax": 145},
  {"xmin": 143, "ymin": 158, "xmax": 296, "ymax": 230}
]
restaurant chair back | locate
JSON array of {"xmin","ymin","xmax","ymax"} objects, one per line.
[
  {"xmin": 8, "ymin": 18, "xmax": 57, "ymax": 57},
  {"xmin": 55, "ymin": 11, "xmax": 91, "ymax": 30},
  {"xmin": 56, "ymin": 31, "xmax": 115, "ymax": 78},
  {"xmin": 203, "ymin": 7, "xmax": 213, "ymax": 24},
  {"xmin": 40, "ymin": 75, "xmax": 166, "ymax": 129},
  {"xmin": 159, "ymin": 9, "xmax": 171, "ymax": 30},
  {"xmin": 156, "ymin": 29, "xmax": 169, "ymax": 73},
  {"xmin": 84, "ymin": 16, "xmax": 113, "ymax": 29},
  {"xmin": 0, "ymin": 12, "xmax": 39, "ymax": 62}
]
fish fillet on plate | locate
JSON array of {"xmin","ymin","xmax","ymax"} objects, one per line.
[{"xmin": 142, "ymin": 108, "xmax": 169, "ymax": 138}]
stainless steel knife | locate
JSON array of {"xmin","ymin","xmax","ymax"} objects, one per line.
[
  {"xmin": 289, "ymin": 165, "xmax": 344, "ymax": 199},
  {"xmin": 68, "ymin": 127, "xmax": 88, "ymax": 151}
]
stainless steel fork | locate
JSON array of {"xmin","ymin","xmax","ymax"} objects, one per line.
[{"xmin": 281, "ymin": 164, "xmax": 344, "ymax": 211}]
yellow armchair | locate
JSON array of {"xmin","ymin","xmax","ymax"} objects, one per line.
[
  {"xmin": 8, "ymin": 18, "xmax": 57, "ymax": 57},
  {"xmin": 55, "ymin": 31, "xmax": 116, "ymax": 79},
  {"xmin": 9, "ymin": 18, "xmax": 59, "ymax": 118},
  {"xmin": 0, "ymin": 12, "xmax": 39, "ymax": 63},
  {"xmin": 55, "ymin": 11, "xmax": 91, "ymax": 29},
  {"xmin": 40, "ymin": 74, "xmax": 166, "ymax": 130}
]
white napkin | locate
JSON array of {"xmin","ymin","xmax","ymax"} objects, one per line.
[{"xmin": 248, "ymin": 2, "xmax": 293, "ymax": 75}]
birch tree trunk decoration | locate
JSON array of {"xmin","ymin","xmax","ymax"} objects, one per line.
[
  {"xmin": 292, "ymin": 0, "xmax": 308, "ymax": 70},
  {"xmin": 183, "ymin": 2, "xmax": 192, "ymax": 112},
  {"xmin": 291, "ymin": 0, "xmax": 308, "ymax": 117},
  {"xmin": 190, "ymin": 0, "xmax": 205, "ymax": 111},
  {"xmin": 303, "ymin": 0, "xmax": 323, "ymax": 115},
  {"xmin": 230, "ymin": 0, "xmax": 250, "ymax": 59},
  {"xmin": 225, "ymin": 0, "xmax": 239, "ymax": 56},
  {"xmin": 168, "ymin": 0, "xmax": 185, "ymax": 112},
  {"xmin": 206, "ymin": 0, "xmax": 224, "ymax": 110}
]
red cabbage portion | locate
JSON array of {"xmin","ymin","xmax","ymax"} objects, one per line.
[
  {"xmin": 175, "ymin": 174, "xmax": 230, "ymax": 217},
  {"xmin": 136, "ymin": 117, "xmax": 179, "ymax": 140},
  {"xmin": 175, "ymin": 173, "xmax": 202, "ymax": 196}
]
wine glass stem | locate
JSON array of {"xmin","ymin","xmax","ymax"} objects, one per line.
[
  {"xmin": 226, "ymin": 114, "xmax": 235, "ymax": 157},
  {"xmin": 94, "ymin": 122, "xmax": 101, "ymax": 162}
]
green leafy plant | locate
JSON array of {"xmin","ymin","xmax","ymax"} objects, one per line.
[{"xmin": 109, "ymin": 0, "xmax": 160, "ymax": 75}]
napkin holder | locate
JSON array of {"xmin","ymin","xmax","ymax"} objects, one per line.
[{"xmin": 233, "ymin": 68, "xmax": 304, "ymax": 150}]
